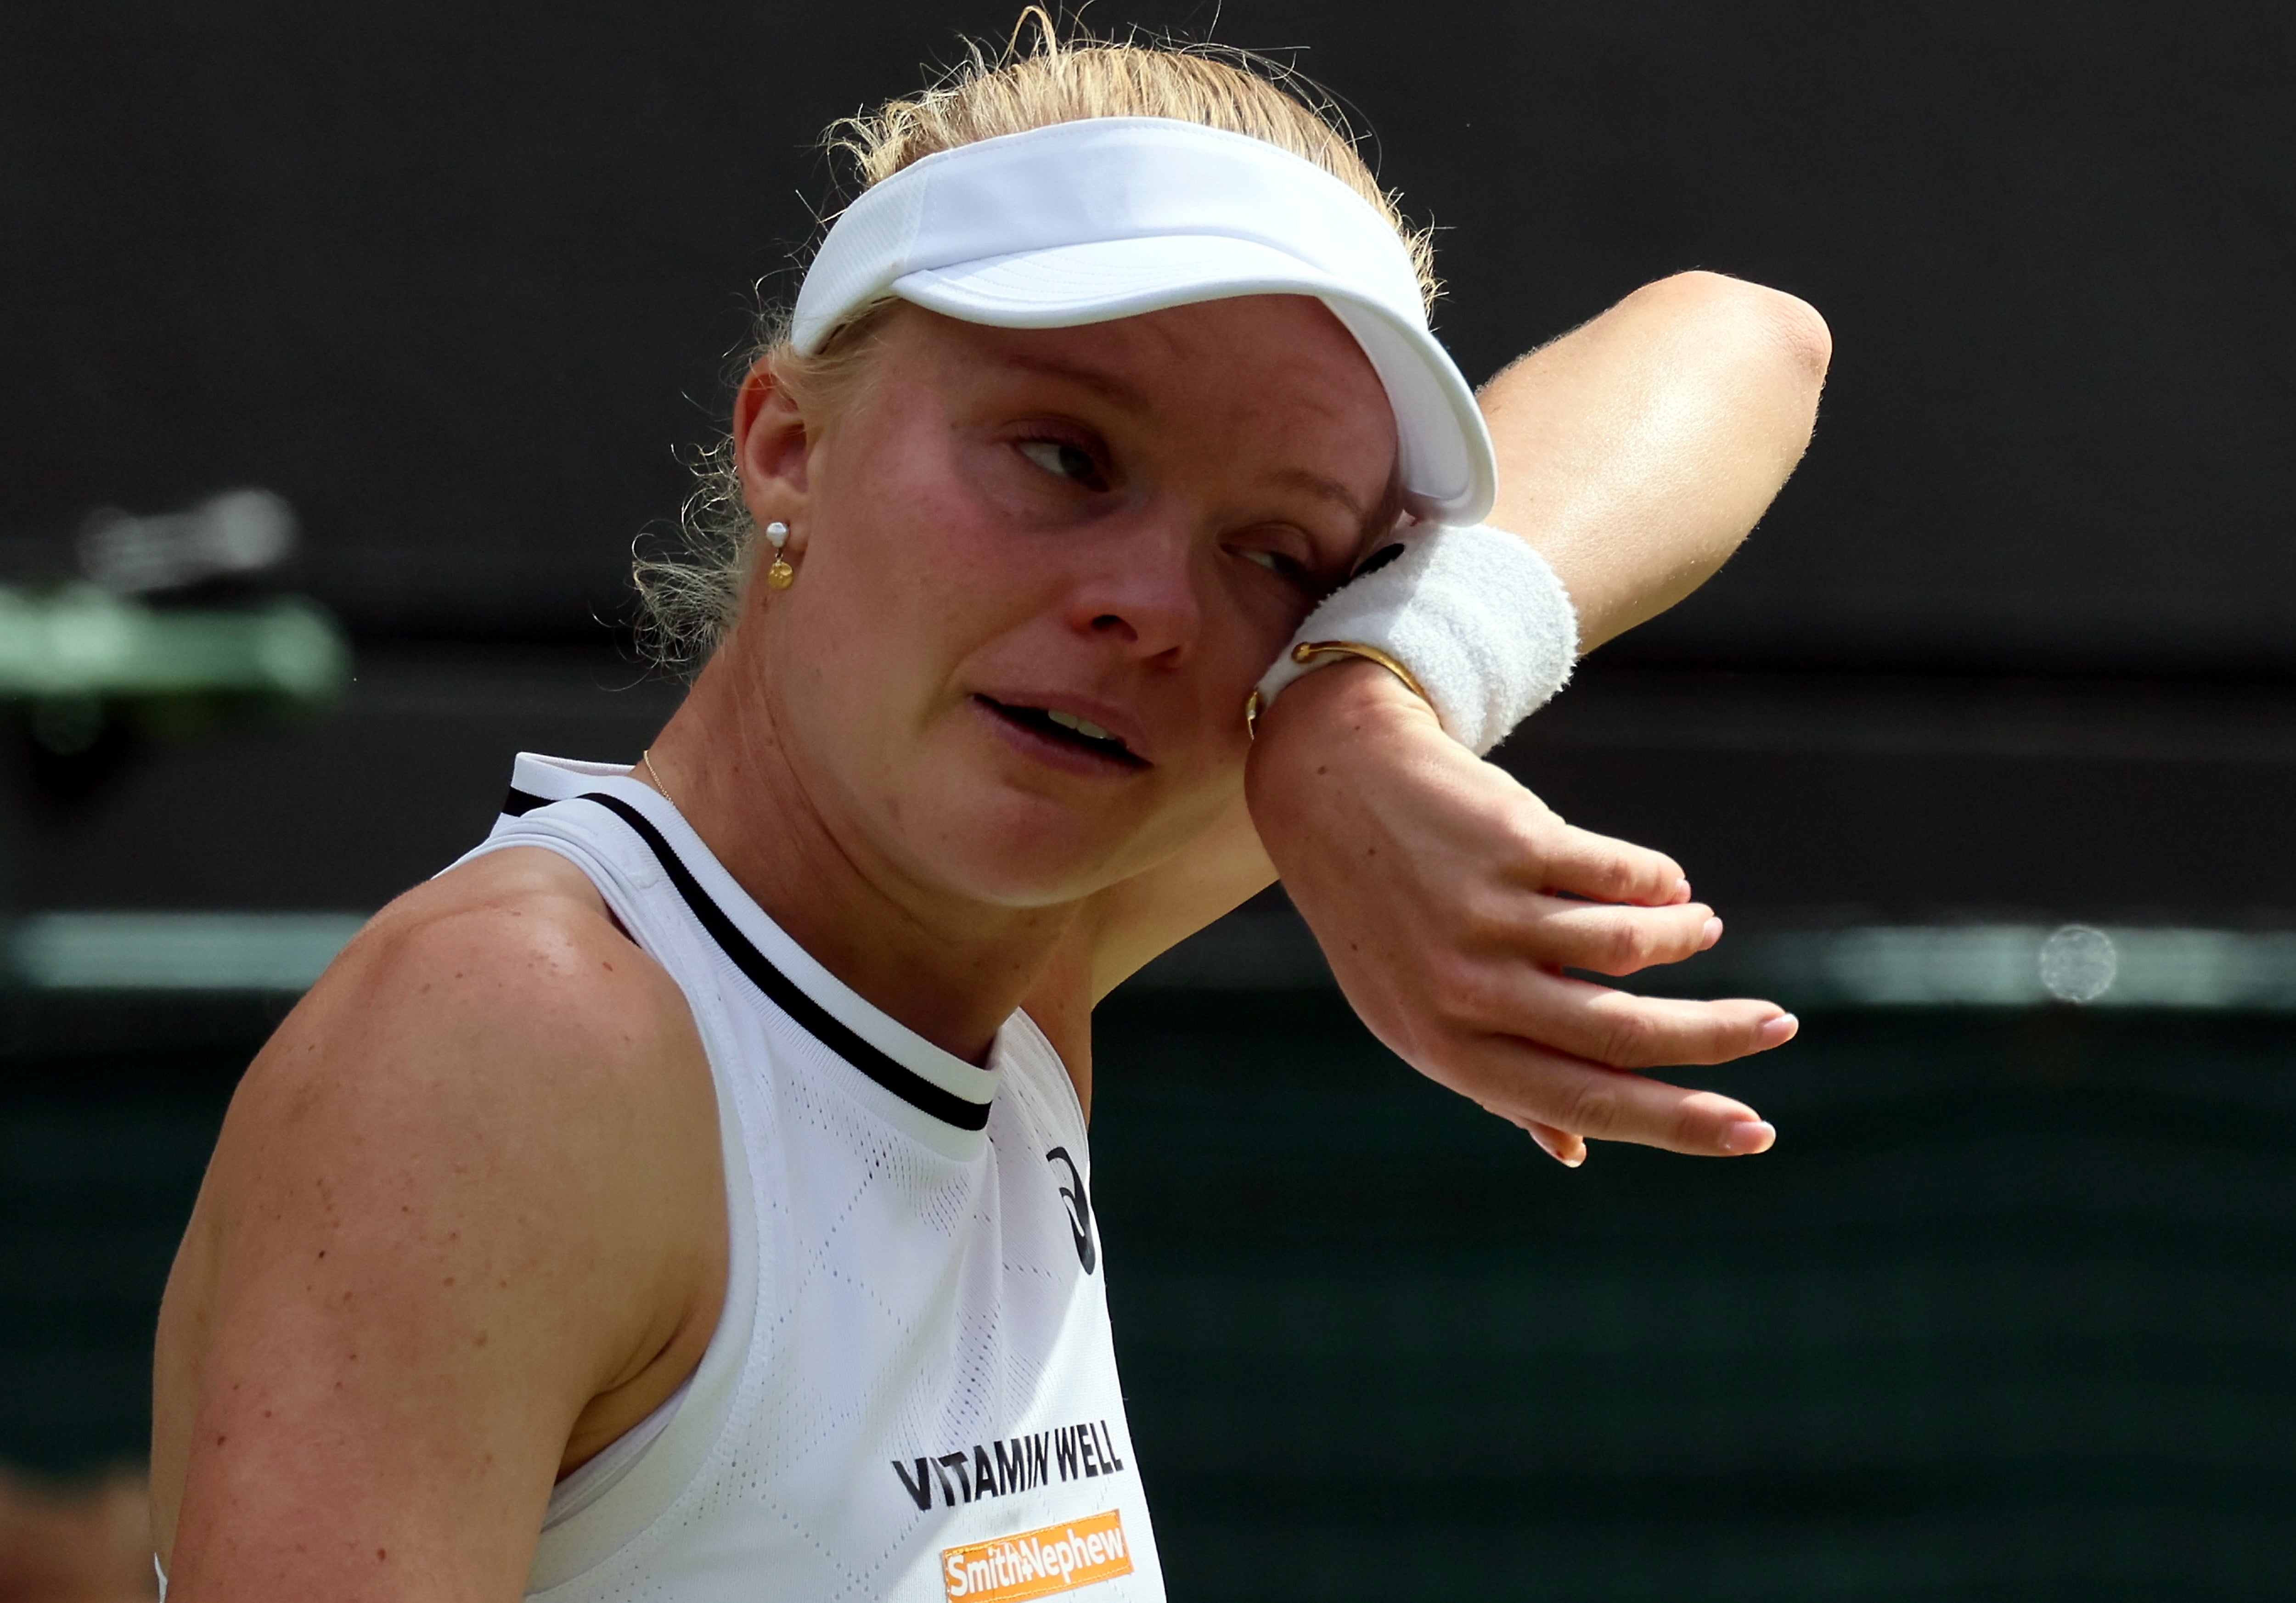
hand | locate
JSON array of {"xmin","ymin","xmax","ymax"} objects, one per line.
[{"xmin": 1244, "ymin": 661, "xmax": 1796, "ymax": 1166}]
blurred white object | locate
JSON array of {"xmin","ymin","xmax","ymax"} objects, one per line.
[
  {"xmin": 11, "ymin": 911, "xmax": 367, "ymax": 990},
  {"xmin": 2038, "ymin": 924, "xmax": 2119, "ymax": 1003},
  {"xmin": 0, "ymin": 584, "xmax": 349, "ymax": 702},
  {"xmin": 1137, "ymin": 915, "xmax": 2296, "ymax": 1011},
  {"xmin": 77, "ymin": 488, "xmax": 297, "ymax": 594}
]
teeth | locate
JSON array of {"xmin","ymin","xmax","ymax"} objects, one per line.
[{"xmin": 1047, "ymin": 709, "xmax": 1116, "ymax": 742}]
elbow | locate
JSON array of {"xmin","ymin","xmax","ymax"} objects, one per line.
[
  {"xmin": 1638, "ymin": 270, "xmax": 1833, "ymax": 392},
  {"xmin": 1757, "ymin": 284, "xmax": 1833, "ymax": 389}
]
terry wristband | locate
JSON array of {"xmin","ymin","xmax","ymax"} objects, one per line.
[{"xmin": 1251, "ymin": 523, "xmax": 1579, "ymax": 756}]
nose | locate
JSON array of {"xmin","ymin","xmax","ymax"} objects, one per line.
[{"xmin": 1061, "ymin": 519, "xmax": 1202, "ymax": 664}]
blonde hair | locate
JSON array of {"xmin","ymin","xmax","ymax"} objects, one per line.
[{"xmin": 634, "ymin": 11, "xmax": 1435, "ymax": 672}]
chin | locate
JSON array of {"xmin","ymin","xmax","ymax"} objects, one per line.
[
  {"xmin": 929, "ymin": 837, "xmax": 1135, "ymax": 911},
  {"xmin": 900, "ymin": 792, "xmax": 1149, "ymax": 910}
]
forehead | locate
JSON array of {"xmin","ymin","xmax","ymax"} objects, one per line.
[{"xmin": 888, "ymin": 298, "xmax": 1397, "ymax": 454}]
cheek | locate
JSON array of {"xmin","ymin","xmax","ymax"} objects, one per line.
[
  {"xmin": 777, "ymin": 436, "xmax": 1036, "ymax": 732},
  {"xmin": 1187, "ymin": 556, "xmax": 1312, "ymax": 727},
  {"xmin": 777, "ymin": 541, "xmax": 941, "ymax": 751}
]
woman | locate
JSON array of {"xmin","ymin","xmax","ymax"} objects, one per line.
[{"xmin": 151, "ymin": 26, "xmax": 1828, "ymax": 1602}]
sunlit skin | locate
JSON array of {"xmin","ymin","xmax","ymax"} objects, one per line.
[{"xmin": 643, "ymin": 297, "xmax": 1401, "ymax": 1062}]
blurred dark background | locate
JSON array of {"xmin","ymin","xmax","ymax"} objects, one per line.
[
  {"xmin": 3, "ymin": 2, "xmax": 2293, "ymax": 1597},
  {"xmin": 5, "ymin": 0, "xmax": 2296, "ymax": 918}
]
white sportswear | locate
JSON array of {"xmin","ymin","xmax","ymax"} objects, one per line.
[
  {"xmin": 475, "ymin": 755, "xmax": 1162, "ymax": 1601},
  {"xmin": 156, "ymin": 754, "xmax": 1162, "ymax": 1603}
]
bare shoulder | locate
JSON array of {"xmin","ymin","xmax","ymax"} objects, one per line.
[
  {"xmin": 248, "ymin": 843, "xmax": 713, "ymax": 1176},
  {"xmin": 328, "ymin": 845, "xmax": 689, "ymax": 1029},
  {"xmin": 152, "ymin": 847, "xmax": 725, "ymax": 1585}
]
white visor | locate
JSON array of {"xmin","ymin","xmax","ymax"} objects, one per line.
[{"xmin": 792, "ymin": 118, "xmax": 1497, "ymax": 524}]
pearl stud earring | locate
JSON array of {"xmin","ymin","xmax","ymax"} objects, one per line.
[{"xmin": 764, "ymin": 520, "xmax": 795, "ymax": 590}]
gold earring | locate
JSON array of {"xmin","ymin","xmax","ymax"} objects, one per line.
[{"xmin": 764, "ymin": 520, "xmax": 796, "ymax": 590}]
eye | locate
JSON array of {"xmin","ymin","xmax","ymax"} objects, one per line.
[
  {"xmin": 1240, "ymin": 546, "xmax": 1321, "ymax": 588},
  {"xmin": 1018, "ymin": 438, "xmax": 1106, "ymax": 489}
]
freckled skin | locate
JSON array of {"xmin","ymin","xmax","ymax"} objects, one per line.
[{"xmin": 152, "ymin": 847, "xmax": 729, "ymax": 1600}]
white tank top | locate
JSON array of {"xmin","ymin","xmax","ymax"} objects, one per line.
[{"xmin": 470, "ymin": 754, "xmax": 1165, "ymax": 1602}]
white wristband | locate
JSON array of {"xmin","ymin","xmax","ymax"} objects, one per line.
[{"xmin": 1252, "ymin": 523, "xmax": 1579, "ymax": 756}]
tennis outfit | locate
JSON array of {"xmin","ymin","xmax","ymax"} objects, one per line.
[
  {"xmin": 156, "ymin": 753, "xmax": 1160, "ymax": 1603},
  {"xmin": 478, "ymin": 755, "xmax": 1162, "ymax": 1601}
]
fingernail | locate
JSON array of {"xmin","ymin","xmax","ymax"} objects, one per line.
[
  {"xmin": 1759, "ymin": 1013, "xmax": 1800, "ymax": 1046},
  {"xmin": 1722, "ymin": 1120, "xmax": 1776, "ymax": 1155},
  {"xmin": 1700, "ymin": 917, "xmax": 1724, "ymax": 951},
  {"xmin": 1674, "ymin": 878, "xmax": 1693, "ymax": 904},
  {"xmin": 1529, "ymin": 1128, "xmax": 1587, "ymax": 1168}
]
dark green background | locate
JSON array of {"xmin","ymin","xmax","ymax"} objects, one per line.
[
  {"xmin": 8, "ymin": 994, "xmax": 2291, "ymax": 1599},
  {"xmin": 1093, "ymin": 996, "xmax": 2296, "ymax": 1598}
]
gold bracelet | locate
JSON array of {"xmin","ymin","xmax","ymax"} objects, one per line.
[
  {"xmin": 1289, "ymin": 641, "xmax": 1432, "ymax": 704},
  {"xmin": 1244, "ymin": 640, "xmax": 1433, "ymax": 739}
]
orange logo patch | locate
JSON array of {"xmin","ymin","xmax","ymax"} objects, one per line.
[{"xmin": 942, "ymin": 1508, "xmax": 1134, "ymax": 1600}]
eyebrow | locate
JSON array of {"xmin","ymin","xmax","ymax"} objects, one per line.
[
  {"xmin": 1277, "ymin": 465, "xmax": 1409, "ymax": 562},
  {"xmin": 1272, "ymin": 466, "xmax": 1370, "ymax": 522},
  {"xmin": 1000, "ymin": 354, "xmax": 1152, "ymax": 413}
]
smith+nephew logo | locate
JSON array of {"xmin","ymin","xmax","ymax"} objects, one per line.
[{"xmin": 942, "ymin": 1509, "xmax": 1132, "ymax": 1601}]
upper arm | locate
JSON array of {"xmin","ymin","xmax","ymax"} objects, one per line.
[
  {"xmin": 153, "ymin": 860, "xmax": 723, "ymax": 1601},
  {"xmin": 1480, "ymin": 270, "xmax": 1832, "ymax": 649}
]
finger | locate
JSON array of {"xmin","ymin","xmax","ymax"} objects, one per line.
[
  {"xmin": 1529, "ymin": 820, "xmax": 1688, "ymax": 907},
  {"xmin": 1535, "ymin": 1122, "xmax": 1589, "ymax": 1167},
  {"xmin": 1543, "ymin": 984, "xmax": 1798, "ymax": 1071},
  {"xmin": 1514, "ymin": 1118, "xmax": 1587, "ymax": 1168},
  {"xmin": 1440, "ymin": 959, "xmax": 1796, "ymax": 1070},
  {"xmin": 1467, "ymin": 1039, "xmax": 1778, "ymax": 1157},
  {"xmin": 1515, "ymin": 899, "xmax": 1723, "ymax": 977}
]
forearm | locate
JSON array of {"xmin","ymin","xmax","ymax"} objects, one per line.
[{"xmin": 1480, "ymin": 270, "xmax": 1830, "ymax": 650}]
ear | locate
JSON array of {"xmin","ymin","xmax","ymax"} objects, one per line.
[{"xmin": 732, "ymin": 354, "xmax": 811, "ymax": 538}]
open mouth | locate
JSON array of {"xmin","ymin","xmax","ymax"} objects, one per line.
[{"xmin": 977, "ymin": 696, "xmax": 1149, "ymax": 769}]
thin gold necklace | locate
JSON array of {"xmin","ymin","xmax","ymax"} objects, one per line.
[{"xmin": 640, "ymin": 748, "xmax": 682, "ymax": 813}]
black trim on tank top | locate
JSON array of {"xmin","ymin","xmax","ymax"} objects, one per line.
[
  {"xmin": 549, "ymin": 790, "xmax": 994, "ymax": 1133},
  {"xmin": 503, "ymin": 786, "xmax": 549, "ymax": 816}
]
